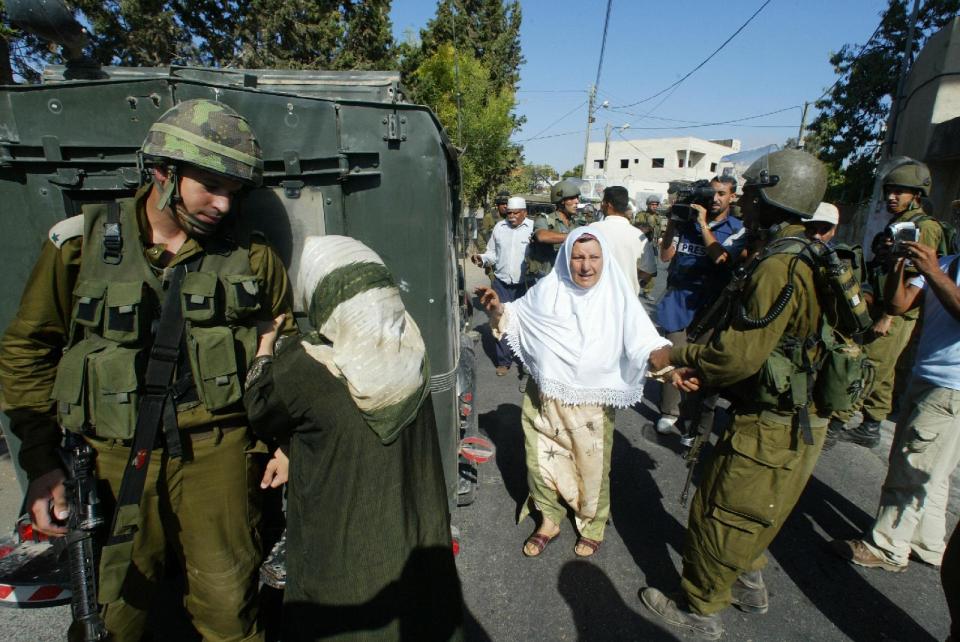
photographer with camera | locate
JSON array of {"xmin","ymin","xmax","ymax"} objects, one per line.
[
  {"xmin": 827, "ymin": 159, "xmax": 944, "ymax": 449},
  {"xmin": 654, "ymin": 176, "xmax": 747, "ymax": 438}
]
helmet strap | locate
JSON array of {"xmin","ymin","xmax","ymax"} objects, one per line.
[{"xmin": 155, "ymin": 164, "xmax": 181, "ymax": 211}]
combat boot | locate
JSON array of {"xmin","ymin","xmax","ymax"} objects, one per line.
[
  {"xmin": 838, "ymin": 418, "xmax": 881, "ymax": 448},
  {"xmin": 640, "ymin": 587, "xmax": 723, "ymax": 640},
  {"xmin": 822, "ymin": 418, "xmax": 845, "ymax": 452},
  {"xmin": 730, "ymin": 569, "xmax": 768, "ymax": 614}
]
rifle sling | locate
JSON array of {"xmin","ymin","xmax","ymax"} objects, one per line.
[{"xmin": 105, "ymin": 255, "xmax": 200, "ymax": 546}]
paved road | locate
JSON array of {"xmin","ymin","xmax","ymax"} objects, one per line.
[{"xmin": 0, "ymin": 258, "xmax": 954, "ymax": 641}]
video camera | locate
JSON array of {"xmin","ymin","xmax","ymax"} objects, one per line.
[
  {"xmin": 885, "ymin": 221, "xmax": 919, "ymax": 257},
  {"xmin": 669, "ymin": 179, "xmax": 715, "ymax": 223}
]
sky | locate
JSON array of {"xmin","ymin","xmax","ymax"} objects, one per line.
[{"xmin": 390, "ymin": 0, "xmax": 893, "ymax": 174}]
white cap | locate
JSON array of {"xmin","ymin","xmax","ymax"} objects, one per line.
[
  {"xmin": 506, "ymin": 196, "xmax": 526, "ymax": 211},
  {"xmin": 810, "ymin": 202, "xmax": 839, "ymax": 225}
]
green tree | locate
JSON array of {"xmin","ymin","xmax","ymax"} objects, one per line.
[
  {"xmin": 413, "ymin": 43, "xmax": 518, "ymax": 206},
  {"xmin": 503, "ymin": 163, "xmax": 558, "ymax": 194},
  {"xmin": 809, "ymin": 0, "xmax": 960, "ymax": 203},
  {"xmin": 562, "ymin": 164, "xmax": 584, "ymax": 180},
  {"xmin": 2, "ymin": 0, "xmax": 396, "ymax": 79}
]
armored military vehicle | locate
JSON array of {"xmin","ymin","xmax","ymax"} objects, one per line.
[{"xmin": 0, "ymin": 0, "xmax": 481, "ymax": 609}]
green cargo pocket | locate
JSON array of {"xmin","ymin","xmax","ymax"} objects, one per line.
[
  {"xmin": 51, "ymin": 336, "xmax": 109, "ymax": 433},
  {"xmin": 182, "ymin": 272, "xmax": 220, "ymax": 324},
  {"xmin": 103, "ymin": 282, "xmax": 145, "ymax": 344},
  {"xmin": 89, "ymin": 345, "xmax": 142, "ymax": 440},
  {"xmin": 72, "ymin": 280, "xmax": 107, "ymax": 330},
  {"xmin": 189, "ymin": 326, "xmax": 241, "ymax": 411},
  {"xmin": 223, "ymin": 275, "xmax": 262, "ymax": 322}
]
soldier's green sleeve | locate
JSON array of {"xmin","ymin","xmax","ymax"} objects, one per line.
[
  {"xmin": 249, "ymin": 238, "xmax": 298, "ymax": 337},
  {"xmin": 0, "ymin": 239, "xmax": 81, "ymax": 480},
  {"xmin": 671, "ymin": 257, "xmax": 802, "ymax": 388},
  {"xmin": 532, "ymin": 215, "xmax": 550, "ymax": 233}
]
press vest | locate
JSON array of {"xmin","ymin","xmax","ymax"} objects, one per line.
[{"xmin": 50, "ymin": 199, "xmax": 264, "ymax": 440}]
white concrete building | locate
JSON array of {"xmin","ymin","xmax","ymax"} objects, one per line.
[{"xmin": 585, "ymin": 136, "xmax": 741, "ymax": 184}]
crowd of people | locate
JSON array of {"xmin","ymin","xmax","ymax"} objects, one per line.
[
  {"xmin": 470, "ymin": 152, "xmax": 960, "ymax": 639},
  {"xmin": 0, "ymin": 96, "xmax": 958, "ymax": 641}
]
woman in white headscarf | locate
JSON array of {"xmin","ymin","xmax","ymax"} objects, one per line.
[{"xmin": 477, "ymin": 227, "xmax": 670, "ymax": 558}]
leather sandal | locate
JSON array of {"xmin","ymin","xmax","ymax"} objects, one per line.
[
  {"xmin": 522, "ymin": 532, "xmax": 558, "ymax": 557},
  {"xmin": 574, "ymin": 537, "xmax": 601, "ymax": 557}
]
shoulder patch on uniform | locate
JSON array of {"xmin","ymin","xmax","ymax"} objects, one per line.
[{"xmin": 48, "ymin": 215, "xmax": 84, "ymax": 249}]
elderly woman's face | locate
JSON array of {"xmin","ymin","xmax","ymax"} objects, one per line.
[{"xmin": 569, "ymin": 239, "xmax": 603, "ymax": 288}]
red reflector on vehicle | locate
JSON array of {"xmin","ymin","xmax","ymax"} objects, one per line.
[
  {"xmin": 0, "ymin": 585, "xmax": 13, "ymax": 600},
  {"xmin": 461, "ymin": 393, "xmax": 473, "ymax": 403}
]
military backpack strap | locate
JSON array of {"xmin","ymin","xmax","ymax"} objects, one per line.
[
  {"xmin": 102, "ymin": 202, "xmax": 123, "ymax": 265},
  {"xmin": 97, "ymin": 253, "xmax": 200, "ymax": 604}
]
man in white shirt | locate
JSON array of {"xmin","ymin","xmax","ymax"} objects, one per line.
[
  {"xmin": 472, "ymin": 196, "xmax": 534, "ymax": 375},
  {"xmin": 591, "ymin": 186, "xmax": 656, "ymax": 296}
]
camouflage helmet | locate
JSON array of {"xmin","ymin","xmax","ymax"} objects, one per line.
[
  {"xmin": 494, "ymin": 190, "xmax": 510, "ymax": 205},
  {"xmin": 741, "ymin": 149, "xmax": 827, "ymax": 219},
  {"xmin": 550, "ymin": 179, "xmax": 581, "ymax": 204},
  {"xmin": 883, "ymin": 159, "xmax": 932, "ymax": 197},
  {"xmin": 141, "ymin": 99, "xmax": 263, "ymax": 186},
  {"xmin": 646, "ymin": 194, "xmax": 661, "ymax": 205}
]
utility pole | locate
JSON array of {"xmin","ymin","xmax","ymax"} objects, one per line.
[
  {"xmin": 796, "ymin": 102, "xmax": 810, "ymax": 150},
  {"xmin": 603, "ymin": 123, "xmax": 612, "ymax": 177},
  {"xmin": 581, "ymin": 84, "xmax": 596, "ymax": 180},
  {"xmin": 882, "ymin": 0, "xmax": 922, "ymax": 158}
]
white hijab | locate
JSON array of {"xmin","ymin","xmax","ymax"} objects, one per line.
[{"xmin": 503, "ymin": 227, "xmax": 669, "ymax": 407}]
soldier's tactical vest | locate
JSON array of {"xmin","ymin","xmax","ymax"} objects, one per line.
[
  {"xmin": 527, "ymin": 211, "xmax": 570, "ymax": 279},
  {"xmin": 734, "ymin": 237, "xmax": 872, "ymax": 424},
  {"xmin": 50, "ymin": 199, "xmax": 262, "ymax": 440}
]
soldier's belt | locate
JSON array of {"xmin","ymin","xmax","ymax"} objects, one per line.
[
  {"xmin": 87, "ymin": 422, "xmax": 245, "ymax": 448},
  {"xmin": 758, "ymin": 409, "xmax": 829, "ymax": 428}
]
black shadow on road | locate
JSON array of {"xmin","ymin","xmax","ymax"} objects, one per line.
[
  {"xmin": 558, "ymin": 560, "xmax": 680, "ymax": 641},
  {"xmin": 610, "ymin": 430, "xmax": 687, "ymax": 591},
  {"xmin": 479, "ymin": 404, "xmax": 528, "ymax": 510},
  {"xmin": 771, "ymin": 474, "xmax": 936, "ymax": 642}
]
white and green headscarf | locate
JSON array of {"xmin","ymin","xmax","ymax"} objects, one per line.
[{"xmin": 296, "ymin": 235, "xmax": 430, "ymax": 444}]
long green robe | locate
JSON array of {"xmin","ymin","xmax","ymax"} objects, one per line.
[{"xmin": 244, "ymin": 338, "xmax": 463, "ymax": 641}]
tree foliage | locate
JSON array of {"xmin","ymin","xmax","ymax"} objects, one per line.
[
  {"xmin": 562, "ymin": 164, "xmax": 583, "ymax": 180},
  {"xmin": 2, "ymin": 0, "xmax": 396, "ymax": 78},
  {"xmin": 809, "ymin": 0, "xmax": 960, "ymax": 203},
  {"xmin": 502, "ymin": 163, "xmax": 557, "ymax": 195},
  {"xmin": 413, "ymin": 43, "xmax": 518, "ymax": 207}
]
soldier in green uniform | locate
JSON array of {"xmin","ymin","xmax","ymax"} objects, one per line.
[
  {"xmin": 828, "ymin": 159, "xmax": 943, "ymax": 448},
  {"xmin": 527, "ymin": 179, "xmax": 579, "ymax": 283},
  {"xmin": 633, "ymin": 195, "xmax": 663, "ymax": 299},
  {"xmin": 0, "ymin": 99, "xmax": 295, "ymax": 641},
  {"xmin": 640, "ymin": 150, "xmax": 831, "ymax": 639},
  {"xmin": 477, "ymin": 190, "xmax": 510, "ymax": 254}
]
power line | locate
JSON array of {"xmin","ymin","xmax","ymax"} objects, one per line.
[
  {"xmin": 612, "ymin": 105, "xmax": 801, "ymax": 130},
  {"xmin": 517, "ymin": 126, "xmax": 604, "ymax": 143},
  {"xmin": 517, "ymin": 89, "xmax": 589, "ymax": 94},
  {"xmin": 611, "ymin": 0, "xmax": 773, "ymax": 110},
  {"xmin": 594, "ymin": 0, "xmax": 614, "ymax": 90},
  {"xmin": 517, "ymin": 100, "xmax": 588, "ymax": 142},
  {"xmin": 814, "ymin": 20, "xmax": 885, "ymax": 103}
]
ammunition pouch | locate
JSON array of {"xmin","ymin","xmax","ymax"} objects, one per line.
[{"xmin": 813, "ymin": 327, "xmax": 875, "ymax": 414}]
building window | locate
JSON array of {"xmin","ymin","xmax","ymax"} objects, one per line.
[
  {"xmin": 634, "ymin": 158, "xmax": 639, "ymax": 164},
  {"xmin": 678, "ymin": 158, "xmax": 685, "ymax": 168},
  {"xmin": 594, "ymin": 159, "xmax": 604, "ymax": 169},
  {"xmin": 710, "ymin": 162, "xmax": 717, "ymax": 172},
  {"xmin": 620, "ymin": 159, "xmax": 629, "ymax": 169},
  {"xmin": 651, "ymin": 158, "xmax": 664, "ymax": 168}
]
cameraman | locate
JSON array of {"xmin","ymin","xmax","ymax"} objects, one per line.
[{"xmin": 655, "ymin": 176, "xmax": 746, "ymax": 437}]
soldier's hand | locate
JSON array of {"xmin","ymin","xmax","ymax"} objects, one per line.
[
  {"xmin": 26, "ymin": 469, "xmax": 69, "ymax": 537},
  {"xmin": 671, "ymin": 367, "xmax": 701, "ymax": 392},
  {"xmin": 902, "ymin": 241, "xmax": 939, "ymax": 276},
  {"xmin": 261, "ymin": 448, "xmax": 289, "ymax": 489},
  {"xmin": 474, "ymin": 286, "xmax": 502, "ymax": 314},
  {"xmin": 471, "ymin": 254, "xmax": 484, "ymax": 267},
  {"xmin": 872, "ymin": 314, "xmax": 894, "ymax": 337}
]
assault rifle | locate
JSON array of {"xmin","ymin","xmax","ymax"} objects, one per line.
[{"xmin": 62, "ymin": 432, "xmax": 108, "ymax": 641}]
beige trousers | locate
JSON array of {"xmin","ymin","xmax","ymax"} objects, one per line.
[{"xmin": 867, "ymin": 379, "xmax": 960, "ymax": 567}]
